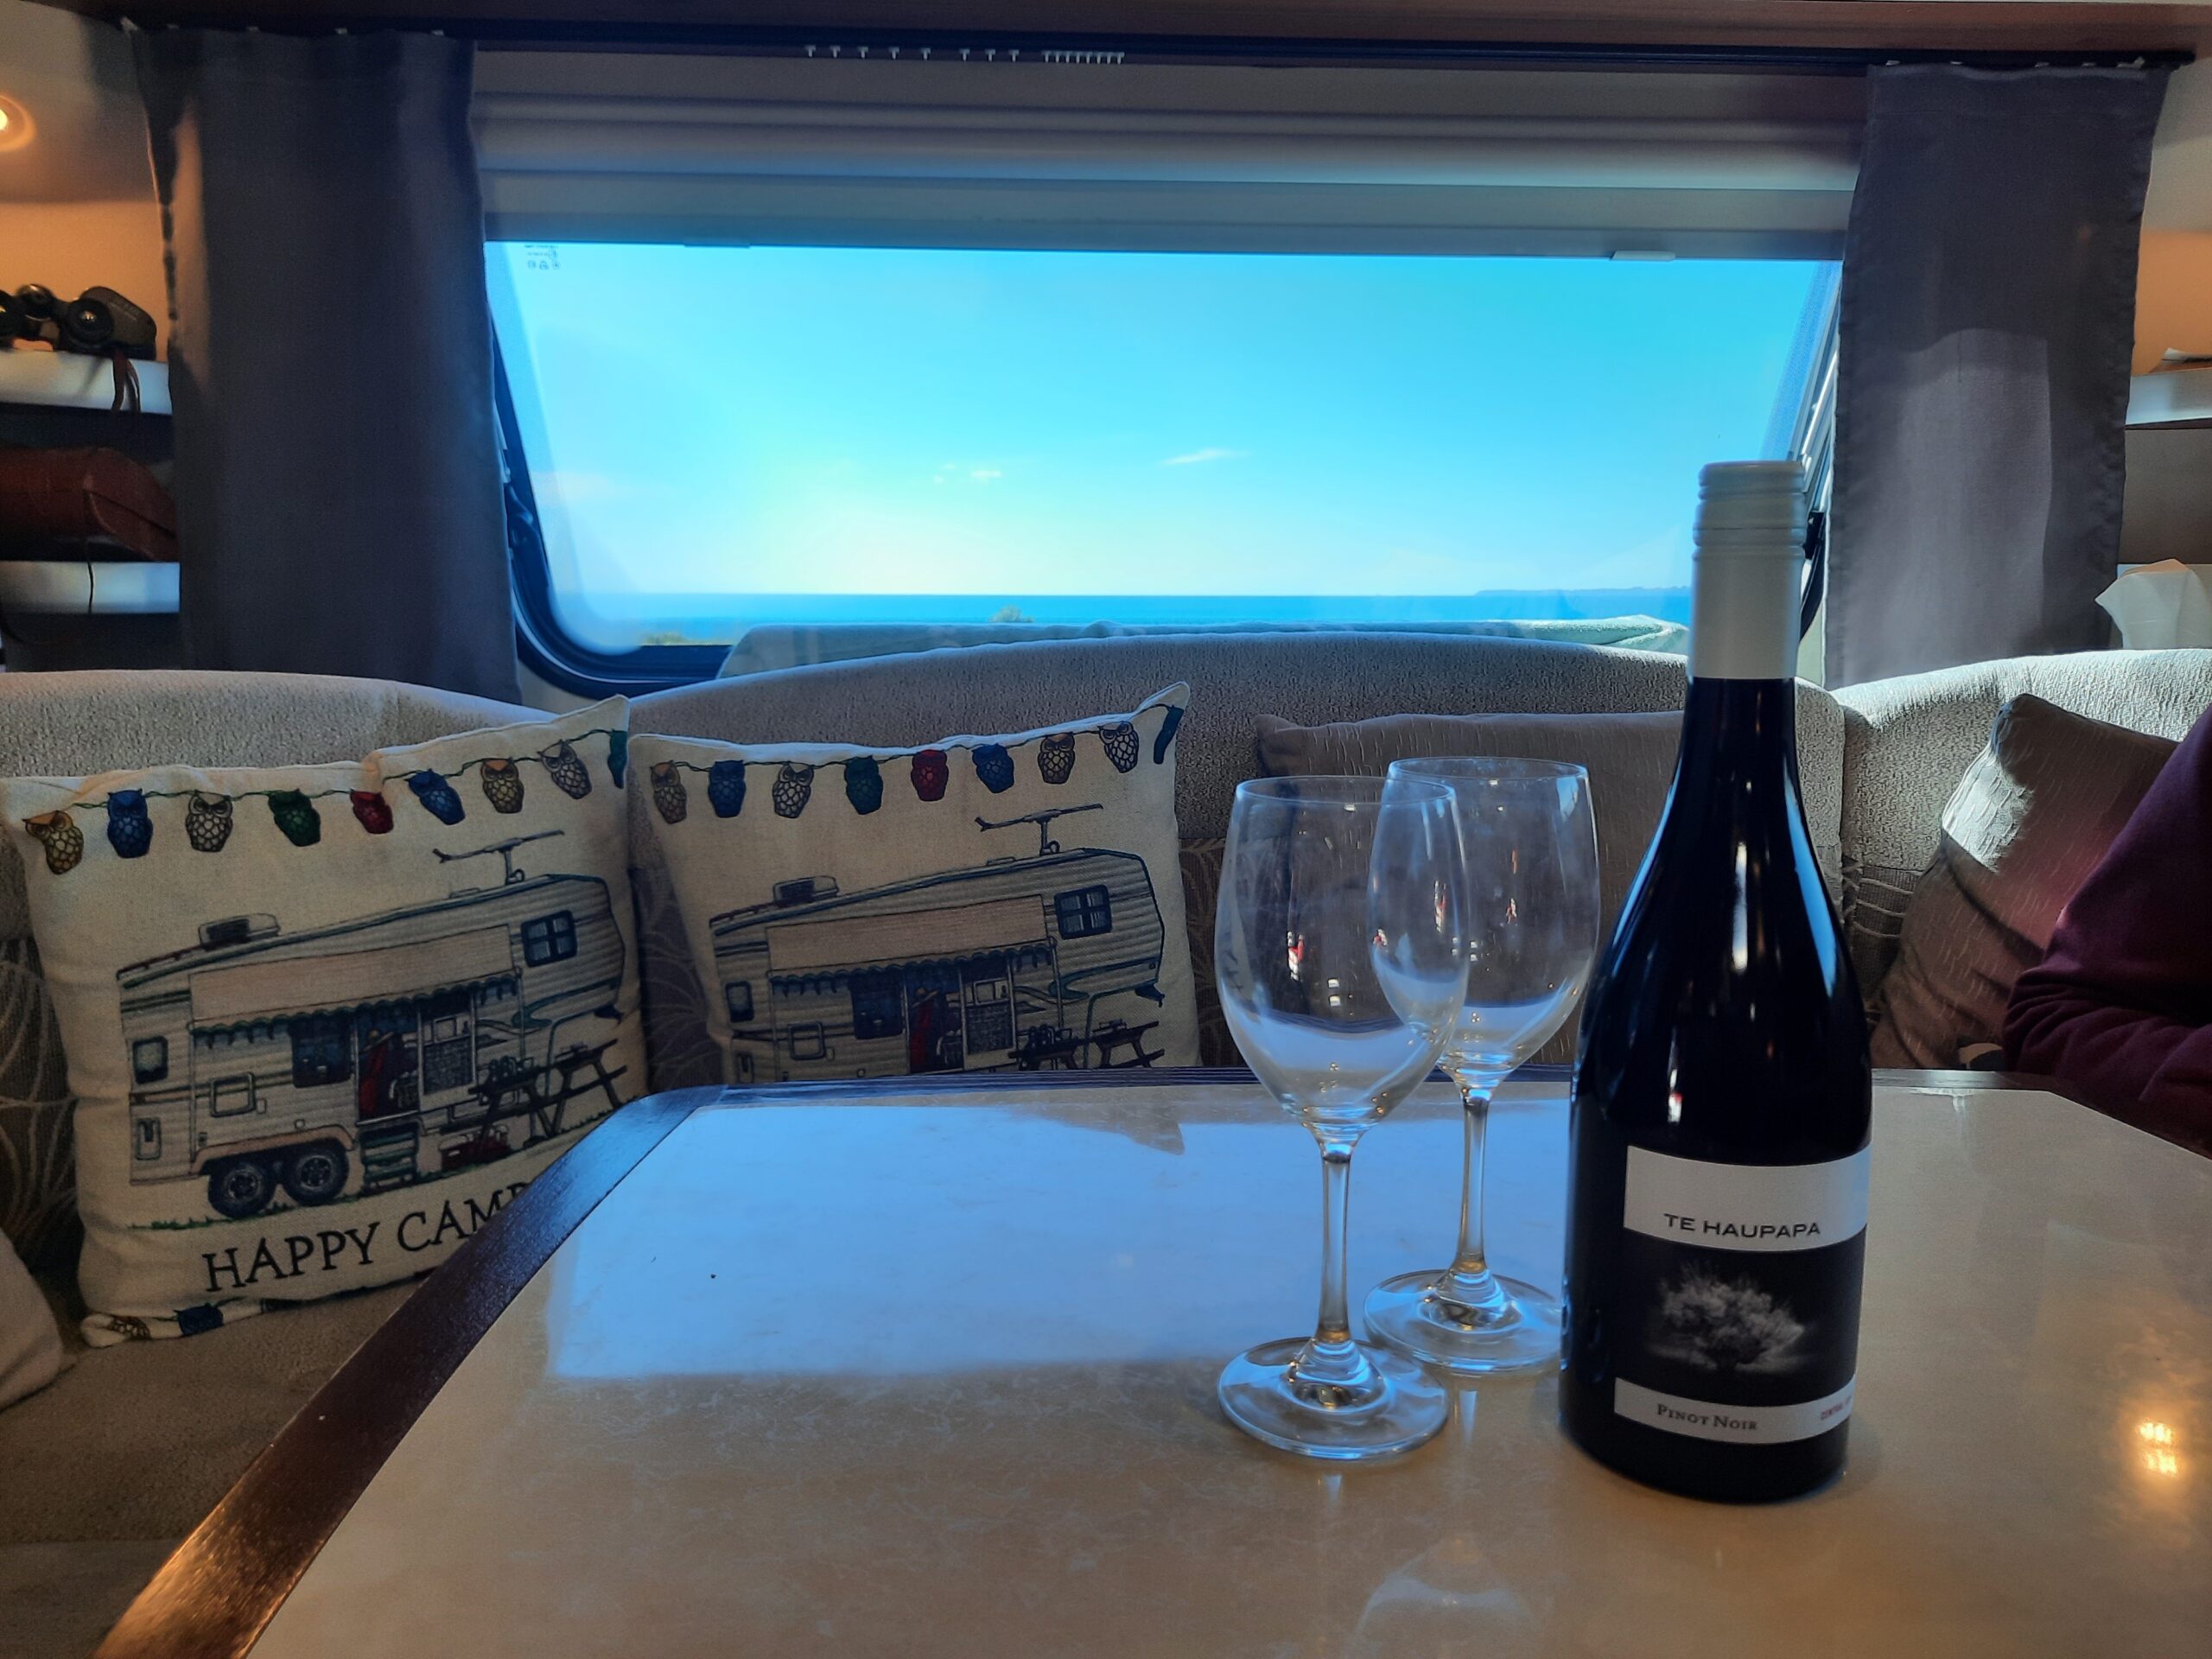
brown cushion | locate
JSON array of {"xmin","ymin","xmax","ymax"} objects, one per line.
[
  {"xmin": 1872, "ymin": 695, "xmax": 2179, "ymax": 1069},
  {"xmin": 1255, "ymin": 709, "xmax": 1681, "ymax": 1065},
  {"xmin": 1177, "ymin": 838, "xmax": 1232, "ymax": 1066},
  {"xmin": 0, "ymin": 936, "xmax": 74, "ymax": 1274}
]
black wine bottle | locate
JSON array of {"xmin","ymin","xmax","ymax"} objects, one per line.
[{"xmin": 1560, "ymin": 461, "xmax": 1871, "ymax": 1503}]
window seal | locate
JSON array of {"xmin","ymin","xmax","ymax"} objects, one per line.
[
  {"xmin": 1782, "ymin": 289, "xmax": 1840, "ymax": 682},
  {"xmin": 496, "ymin": 342, "xmax": 728, "ymax": 697}
]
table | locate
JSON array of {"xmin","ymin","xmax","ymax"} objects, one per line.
[{"xmin": 99, "ymin": 1071, "xmax": 2212, "ymax": 1658}]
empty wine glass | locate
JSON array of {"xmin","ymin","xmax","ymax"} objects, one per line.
[
  {"xmin": 1215, "ymin": 775, "xmax": 1470, "ymax": 1459},
  {"xmin": 1363, "ymin": 758, "xmax": 1600, "ymax": 1376}
]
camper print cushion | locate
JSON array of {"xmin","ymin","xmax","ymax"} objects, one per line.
[
  {"xmin": 0, "ymin": 701, "xmax": 645, "ymax": 1344},
  {"xmin": 633, "ymin": 685, "xmax": 1197, "ymax": 1086}
]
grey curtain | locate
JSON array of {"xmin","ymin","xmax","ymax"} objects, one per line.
[
  {"xmin": 1828, "ymin": 66, "xmax": 2167, "ymax": 689},
  {"xmin": 136, "ymin": 30, "xmax": 519, "ymax": 702}
]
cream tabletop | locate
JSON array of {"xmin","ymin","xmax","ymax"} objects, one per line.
[{"xmin": 241, "ymin": 1077, "xmax": 2210, "ymax": 1658}]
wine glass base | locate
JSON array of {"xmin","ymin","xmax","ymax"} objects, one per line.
[
  {"xmin": 1218, "ymin": 1338, "xmax": 1449, "ymax": 1461},
  {"xmin": 1363, "ymin": 1271, "xmax": 1562, "ymax": 1376}
]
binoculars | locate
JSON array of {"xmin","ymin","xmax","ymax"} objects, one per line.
[{"xmin": 0, "ymin": 284, "xmax": 158, "ymax": 360}]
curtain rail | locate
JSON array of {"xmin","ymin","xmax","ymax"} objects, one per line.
[
  {"xmin": 480, "ymin": 35, "xmax": 2196, "ymax": 73},
  {"xmin": 124, "ymin": 17, "xmax": 2192, "ymax": 73}
]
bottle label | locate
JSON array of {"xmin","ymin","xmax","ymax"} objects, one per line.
[{"xmin": 1612, "ymin": 1145, "xmax": 1869, "ymax": 1445}]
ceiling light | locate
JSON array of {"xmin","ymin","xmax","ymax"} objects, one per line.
[{"xmin": 0, "ymin": 96, "xmax": 33, "ymax": 153}]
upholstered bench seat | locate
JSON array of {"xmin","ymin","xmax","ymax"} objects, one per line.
[
  {"xmin": 0, "ymin": 1278, "xmax": 416, "ymax": 1659},
  {"xmin": 2, "ymin": 1276, "xmax": 417, "ymax": 1545}
]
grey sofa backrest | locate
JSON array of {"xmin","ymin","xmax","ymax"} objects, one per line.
[
  {"xmin": 1833, "ymin": 650, "xmax": 2212, "ymax": 994},
  {"xmin": 717, "ymin": 615, "xmax": 1689, "ymax": 677},
  {"xmin": 638, "ymin": 630, "xmax": 1848, "ymax": 871},
  {"xmin": 633, "ymin": 632, "xmax": 1848, "ymax": 1079}
]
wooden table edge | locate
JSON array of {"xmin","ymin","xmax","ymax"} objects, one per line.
[
  {"xmin": 90, "ymin": 1086, "xmax": 717, "ymax": 1659},
  {"xmin": 88, "ymin": 1065, "xmax": 2118, "ymax": 1659}
]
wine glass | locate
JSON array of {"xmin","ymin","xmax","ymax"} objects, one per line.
[
  {"xmin": 1214, "ymin": 775, "xmax": 1471, "ymax": 1459},
  {"xmin": 1363, "ymin": 758, "xmax": 1600, "ymax": 1375}
]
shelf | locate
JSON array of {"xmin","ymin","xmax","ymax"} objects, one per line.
[
  {"xmin": 0, "ymin": 562, "xmax": 179, "ymax": 615},
  {"xmin": 2127, "ymin": 369, "xmax": 2212, "ymax": 430},
  {"xmin": 0, "ymin": 350, "xmax": 171, "ymax": 416}
]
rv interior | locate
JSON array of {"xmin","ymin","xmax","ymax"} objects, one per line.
[{"xmin": 3, "ymin": 1, "xmax": 2211, "ymax": 1654}]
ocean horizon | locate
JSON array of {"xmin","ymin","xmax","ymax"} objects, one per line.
[{"xmin": 570, "ymin": 588, "xmax": 1694, "ymax": 645}]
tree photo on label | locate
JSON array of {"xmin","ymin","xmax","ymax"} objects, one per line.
[{"xmin": 1656, "ymin": 1266, "xmax": 1808, "ymax": 1375}]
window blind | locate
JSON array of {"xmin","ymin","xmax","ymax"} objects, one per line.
[{"xmin": 474, "ymin": 54, "xmax": 1862, "ymax": 257}]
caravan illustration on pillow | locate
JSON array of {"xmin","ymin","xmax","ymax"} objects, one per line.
[
  {"xmin": 709, "ymin": 805, "xmax": 1169, "ymax": 1083},
  {"xmin": 115, "ymin": 833, "xmax": 630, "ymax": 1224}
]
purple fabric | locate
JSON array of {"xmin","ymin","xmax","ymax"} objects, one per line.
[{"xmin": 2005, "ymin": 704, "xmax": 2212, "ymax": 1136}]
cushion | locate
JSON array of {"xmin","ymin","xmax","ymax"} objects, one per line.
[
  {"xmin": 0, "ymin": 671, "xmax": 550, "ymax": 1277},
  {"xmin": 1871, "ymin": 695, "xmax": 2179, "ymax": 1069},
  {"xmin": 0, "ymin": 702, "xmax": 647, "ymax": 1343},
  {"xmin": 631, "ymin": 849, "xmax": 724, "ymax": 1094},
  {"xmin": 0, "ymin": 935, "xmax": 74, "ymax": 1272},
  {"xmin": 1255, "ymin": 709, "xmax": 1679, "ymax": 1065},
  {"xmin": 632, "ymin": 686, "xmax": 1197, "ymax": 1084},
  {"xmin": 1177, "ymin": 837, "xmax": 1232, "ymax": 1067},
  {"xmin": 633, "ymin": 632, "xmax": 1716, "ymax": 845},
  {"xmin": 1832, "ymin": 649, "xmax": 2212, "ymax": 998},
  {"xmin": 0, "ymin": 1228, "xmax": 62, "ymax": 1411}
]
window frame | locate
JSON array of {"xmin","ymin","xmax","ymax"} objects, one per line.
[
  {"xmin": 132, "ymin": 1035, "xmax": 169, "ymax": 1084},
  {"xmin": 499, "ymin": 351, "xmax": 730, "ymax": 696},
  {"xmin": 522, "ymin": 909, "xmax": 581, "ymax": 967},
  {"xmin": 289, "ymin": 1014, "xmax": 353, "ymax": 1089},
  {"xmin": 1785, "ymin": 280, "xmax": 1842, "ymax": 681},
  {"xmin": 849, "ymin": 969, "xmax": 905, "ymax": 1040},
  {"xmin": 1055, "ymin": 885, "xmax": 1116, "ymax": 939},
  {"xmin": 208, "ymin": 1074, "xmax": 258, "ymax": 1118},
  {"xmin": 725, "ymin": 978, "xmax": 756, "ymax": 1025}
]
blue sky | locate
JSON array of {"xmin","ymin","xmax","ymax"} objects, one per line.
[{"xmin": 492, "ymin": 245, "xmax": 1829, "ymax": 644}]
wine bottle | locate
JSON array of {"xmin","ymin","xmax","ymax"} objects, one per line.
[{"xmin": 1560, "ymin": 461, "xmax": 1871, "ymax": 1503}]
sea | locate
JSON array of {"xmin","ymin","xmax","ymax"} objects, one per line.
[{"xmin": 581, "ymin": 588, "xmax": 1694, "ymax": 645}]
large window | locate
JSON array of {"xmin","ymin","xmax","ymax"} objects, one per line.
[{"xmin": 493, "ymin": 242, "xmax": 1835, "ymax": 677}]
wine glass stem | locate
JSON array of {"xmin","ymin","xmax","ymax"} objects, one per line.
[
  {"xmin": 1441, "ymin": 1082, "xmax": 1509, "ymax": 1310},
  {"xmin": 1296, "ymin": 1133, "xmax": 1369, "ymax": 1389}
]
